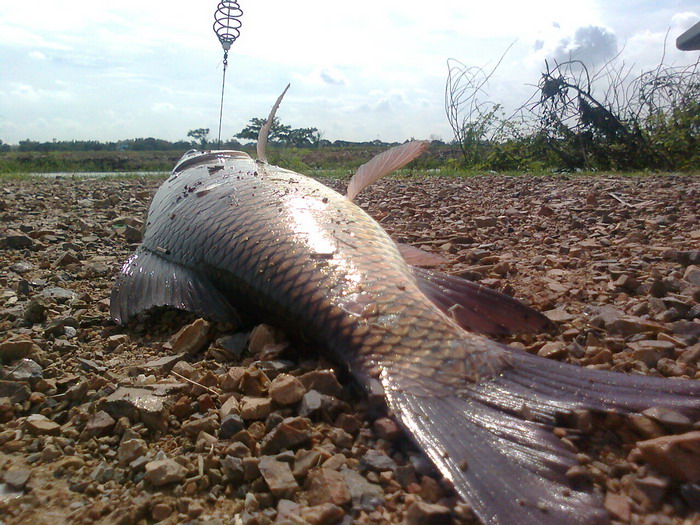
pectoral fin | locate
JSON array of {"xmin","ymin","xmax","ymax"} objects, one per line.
[
  {"xmin": 412, "ymin": 266, "xmax": 555, "ymax": 335},
  {"xmin": 110, "ymin": 247, "xmax": 240, "ymax": 326}
]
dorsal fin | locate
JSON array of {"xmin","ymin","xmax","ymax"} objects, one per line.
[
  {"xmin": 257, "ymin": 84, "xmax": 290, "ymax": 163},
  {"xmin": 346, "ymin": 140, "xmax": 429, "ymax": 201}
]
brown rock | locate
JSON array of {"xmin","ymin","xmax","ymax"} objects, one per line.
[
  {"xmin": 144, "ymin": 459, "xmax": 187, "ymax": 486},
  {"xmin": 405, "ymin": 501, "xmax": 452, "ymax": 525},
  {"xmin": 537, "ymin": 341, "xmax": 566, "ymax": 359},
  {"xmin": 299, "ymin": 503, "xmax": 345, "ymax": 525},
  {"xmin": 638, "ymin": 431, "xmax": 700, "ymax": 481},
  {"xmin": 82, "ymin": 410, "xmax": 116, "ymax": 437},
  {"xmin": 25, "ymin": 415, "xmax": 61, "ymax": 436},
  {"xmin": 260, "ymin": 416, "xmax": 311, "ymax": 454},
  {"xmin": 269, "ymin": 373, "xmax": 306, "ymax": 405},
  {"xmin": 170, "ymin": 318, "xmax": 212, "ymax": 355},
  {"xmin": 373, "ymin": 417, "xmax": 401, "ymax": 441},
  {"xmin": 298, "ymin": 370, "xmax": 343, "ymax": 397},
  {"xmin": 604, "ymin": 492, "xmax": 631, "ymax": 522},
  {"xmin": 240, "ymin": 396, "xmax": 271, "ymax": 420},
  {"xmin": 305, "ymin": 468, "xmax": 352, "ymax": 506},
  {"xmin": 258, "ymin": 456, "xmax": 299, "ymax": 498}
]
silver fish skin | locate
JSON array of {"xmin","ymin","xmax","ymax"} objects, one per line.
[{"xmin": 112, "ymin": 150, "xmax": 700, "ymax": 525}]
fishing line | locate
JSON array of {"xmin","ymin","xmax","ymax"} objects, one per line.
[{"xmin": 213, "ymin": 1, "xmax": 243, "ymax": 148}]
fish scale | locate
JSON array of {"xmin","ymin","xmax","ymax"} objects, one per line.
[{"xmin": 112, "ymin": 149, "xmax": 700, "ymax": 525}]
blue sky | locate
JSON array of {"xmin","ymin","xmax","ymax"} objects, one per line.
[{"xmin": 0, "ymin": 1, "xmax": 698, "ymax": 144}]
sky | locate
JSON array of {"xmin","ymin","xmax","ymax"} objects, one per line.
[{"xmin": 0, "ymin": 1, "xmax": 698, "ymax": 145}]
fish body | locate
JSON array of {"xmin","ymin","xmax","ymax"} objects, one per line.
[{"xmin": 112, "ymin": 149, "xmax": 700, "ymax": 525}]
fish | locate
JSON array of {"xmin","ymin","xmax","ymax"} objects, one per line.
[{"xmin": 111, "ymin": 89, "xmax": 700, "ymax": 525}]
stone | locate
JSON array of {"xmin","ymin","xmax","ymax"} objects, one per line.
[
  {"xmin": 142, "ymin": 353, "xmax": 186, "ymax": 375},
  {"xmin": 359, "ymin": 450, "xmax": 397, "ymax": 472},
  {"xmin": 373, "ymin": 417, "xmax": 401, "ymax": 441},
  {"xmin": 170, "ymin": 318, "xmax": 212, "ymax": 355},
  {"xmin": 638, "ymin": 431, "xmax": 700, "ymax": 481},
  {"xmin": 603, "ymin": 493, "xmax": 631, "ymax": 522},
  {"xmin": 144, "ymin": 459, "xmax": 187, "ymax": 486},
  {"xmin": 299, "ymin": 503, "xmax": 345, "ymax": 525},
  {"xmin": 0, "ymin": 338, "xmax": 35, "ymax": 362},
  {"xmin": 82, "ymin": 410, "xmax": 116, "ymax": 437},
  {"xmin": 0, "ymin": 379, "xmax": 31, "ymax": 403},
  {"xmin": 537, "ymin": 341, "xmax": 566, "ymax": 359},
  {"xmin": 151, "ymin": 503, "xmax": 173, "ymax": 522},
  {"xmin": 305, "ymin": 468, "xmax": 352, "ymax": 506},
  {"xmin": 339, "ymin": 467, "xmax": 384, "ymax": 511},
  {"xmin": 258, "ymin": 456, "xmax": 299, "ymax": 498},
  {"xmin": 181, "ymin": 415, "xmax": 219, "ymax": 437},
  {"xmin": 240, "ymin": 396, "xmax": 271, "ymax": 420},
  {"xmin": 269, "ymin": 373, "xmax": 306, "ymax": 405},
  {"xmin": 118, "ymin": 438, "xmax": 148, "ymax": 466},
  {"xmin": 248, "ymin": 324, "xmax": 280, "ymax": 354},
  {"xmin": 328, "ymin": 427, "xmax": 353, "ymax": 449},
  {"xmin": 221, "ymin": 367, "xmax": 246, "ymax": 392},
  {"xmin": 3, "ymin": 468, "xmax": 31, "ymax": 489},
  {"xmin": 298, "ymin": 370, "xmax": 343, "ymax": 397},
  {"xmin": 100, "ymin": 385, "xmax": 174, "ymax": 432},
  {"xmin": 219, "ymin": 395, "xmax": 240, "ymax": 419},
  {"xmin": 405, "ymin": 501, "xmax": 452, "ymax": 525},
  {"xmin": 4, "ymin": 358, "xmax": 43, "ymax": 381},
  {"xmin": 25, "ymin": 415, "xmax": 61, "ymax": 436},
  {"xmin": 473, "ymin": 216, "xmax": 498, "ymax": 228},
  {"xmin": 220, "ymin": 414, "xmax": 245, "ymax": 439},
  {"xmin": 260, "ymin": 417, "xmax": 312, "ymax": 455}
]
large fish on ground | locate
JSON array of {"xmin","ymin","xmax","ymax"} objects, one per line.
[{"xmin": 111, "ymin": 91, "xmax": 700, "ymax": 525}]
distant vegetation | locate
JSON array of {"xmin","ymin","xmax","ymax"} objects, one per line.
[{"xmin": 2, "ymin": 51, "xmax": 699, "ymax": 174}]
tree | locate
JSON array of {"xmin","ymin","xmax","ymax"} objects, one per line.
[
  {"xmin": 235, "ymin": 118, "xmax": 319, "ymax": 147},
  {"xmin": 187, "ymin": 128, "xmax": 210, "ymax": 149},
  {"xmin": 235, "ymin": 118, "xmax": 290, "ymax": 143}
]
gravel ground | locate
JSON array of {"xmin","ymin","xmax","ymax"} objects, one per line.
[{"xmin": 1, "ymin": 173, "xmax": 699, "ymax": 525}]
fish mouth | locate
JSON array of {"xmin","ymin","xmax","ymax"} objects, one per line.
[{"xmin": 174, "ymin": 149, "xmax": 251, "ymax": 172}]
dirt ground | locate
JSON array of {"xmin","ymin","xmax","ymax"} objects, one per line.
[{"xmin": 1, "ymin": 172, "xmax": 699, "ymax": 524}]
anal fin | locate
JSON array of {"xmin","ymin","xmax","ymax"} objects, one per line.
[
  {"xmin": 412, "ymin": 266, "xmax": 555, "ymax": 335},
  {"xmin": 110, "ymin": 247, "xmax": 239, "ymax": 326}
]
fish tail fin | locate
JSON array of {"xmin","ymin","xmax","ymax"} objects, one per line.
[
  {"xmin": 383, "ymin": 342, "xmax": 700, "ymax": 525},
  {"xmin": 257, "ymin": 84, "xmax": 290, "ymax": 163}
]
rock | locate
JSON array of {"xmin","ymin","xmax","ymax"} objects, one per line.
[
  {"xmin": 118, "ymin": 438, "xmax": 148, "ymax": 466},
  {"xmin": 39, "ymin": 287, "xmax": 76, "ymax": 304},
  {"xmin": 329, "ymin": 427, "xmax": 353, "ymax": 449},
  {"xmin": 123, "ymin": 225, "xmax": 142, "ymax": 243},
  {"xmin": 23, "ymin": 300, "xmax": 48, "ymax": 323},
  {"xmin": 220, "ymin": 414, "xmax": 245, "ymax": 439},
  {"xmin": 247, "ymin": 324, "xmax": 280, "ymax": 354},
  {"xmin": 603, "ymin": 493, "xmax": 631, "ymax": 522},
  {"xmin": 298, "ymin": 370, "xmax": 343, "ymax": 398},
  {"xmin": 473, "ymin": 216, "xmax": 498, "ymax": 228},
  {"xmin": 544, "ymin": 307, "xmax": 576, "ymax": 323},
  {"xmin": 240, "ymin": 396, "xmax": 271, "ymax": 420},
  {"xmin": 299, "ymin": 503, "xmax": 345, "ymax": 525},
  {"xmin": 405, "ymin": 501, "xmax": 452, "ymax": 525},
  {"xmin": 269, "ymin": 373, "xmax": 306, "ymax": 405},
  {"xmin": 151, "ymin": 503, "xmax": 173, "ymax": 522},
  {"xmin": 373, "ymin": 417, "xmax": 401, "ymax": 441},
  {"xmin": 4, "ymin": 358, "xmax": 43, "ymax": 381},
  {"xmin": 142, "ymin": 353, "xmax": 186, "ymax": 374},
  {"xmin": 607, "ymin": 315, "xmax": 665, "ymax": 337},
  {"xmin": 537, "ymin": 341, "xmax": 566, "ymax": 359},
  {"xmin": 239, "ymin": 366, "xmax": 270, "ymax": 396},
  {"xmin": 54, "ymin": 250, "xmax": 80, "ymax": 267},
  {"xmin": 339, "ymin": 467, "xmax": 384, "ymax": 511},
  {"xmin": 0, "ymin": 338, "xmax": 36, "ymax": 362},
  {"xmin": 637, "ymin": 431, "xmax": 700, "ymax": 481},
  {"xmin": 170, "ymin": 318, "xmax": 212, "ymax": 355},
  {"xmin": 144, "ymin": 459, "xmax": 187, "ymax": 486},
  {"xmin": 2, "ymin": 232, "xmax": 34, "ymax": 249},
  {"xmin": 82, "ymin": 410, "xmax": 116, "ymax": 437},
  {"xmin": 3, "ymin": 468, "xmax": 31, "ymax": 490},
  {"xmin": 25, "ymin": 415, "xmax": 61, "ymax": 436},
  {"xmin": 181, "ymin": 415, "xmax": 219, "ymax": 437},
  {"xmin": 219, "ymin": 395, "xmax": 240, "ymax": 419},
  {"xmin": 258, "ymin": 456, "xmax": 299, "ymax": 498},
  {"xmin": 100, "ymin": 385, "xmax": 174, "ymax": 432},
  {"xmin": 220, "ymin": 367, "xmax": 246, "ymax": 392},
  {"xmin": 259, "ymin": 417, "xmax": 311, "ymax": 455},
  {"xmin": 305, "ymin": 468, "xmax": 352, "ymax": 506},
  {"xmin": 359, "ymin": 450, "xmax": 397, "ymax": 472},
  {"xmin": 0, "ymin": 380, "xmax": 31, "ymax": 403}
]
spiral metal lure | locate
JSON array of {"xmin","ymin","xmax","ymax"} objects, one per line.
[{"xmin": 213, "ymin": 1, "xmax": 243, "ymax": 147}]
